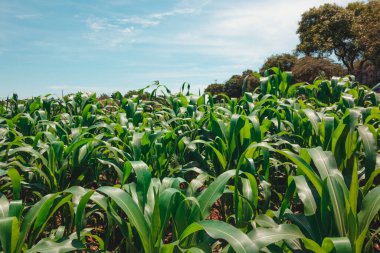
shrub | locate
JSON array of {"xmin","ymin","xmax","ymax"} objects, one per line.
[
  {"xmin": 204, "ymin": 83, "xmax": 225, "ymax": 95},
  {"xmin": 260, "ymin": 53, "xmax": 298, "ymax": 74},
  {"xmin": 292, "ymin": 56, "xmax": 346, "ymax": 83}
]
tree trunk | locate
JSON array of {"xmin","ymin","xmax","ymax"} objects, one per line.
[{"xmin": 353, "ymin": 59, "xmax": 368, "ymax": 83}]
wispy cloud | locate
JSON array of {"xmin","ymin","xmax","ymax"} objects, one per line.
[
  {"xmin": 85, "ymin": 17, "xmax": 136, "ymax": 48},
  {"xmin": 84, "ymin": 7, "xmax": 199, "ymax": 48},
  {"xmin": 137, "ymin": 0, "xmax": 353, "ymax": 65},
  {"xmin": 1, "ymin": 0, "xmax": 355, "ymax": 98},
  {"xmin": 15, "ymin": 14, "xmax": 39, "ymax": 19},
  {"xmin": 118, "ymin": 7, "xmax": 196, "ymax": 27},
  {"xmin": 119, "ymin": 17, "xmax": 159, "ymax": 27},
  {"xmin": 149, "ymin": 8, "xmax": 196, "ymax": 19}
]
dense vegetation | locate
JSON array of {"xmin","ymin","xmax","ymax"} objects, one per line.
[
  {"xmin": 260, "ymin": 55, "xmax": 346, "ymax": 84},
  {"xmin": 205, "ymin": 0, "xmax": 380, "ymax": 97},
  {"xmin": 297, "ymin": 1, "xmax": 380, "ymax": 81},
  {"xmin": 0, "ymin": 68, "xmax": 379, "ymax": 253}
]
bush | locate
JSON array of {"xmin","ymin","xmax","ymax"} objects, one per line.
[
  {"xmin": 260, "ymin": 53, "xmax": 298, "ymax": 74},
  {"xmin": 224, "ymin": 71, "xmax": 260, "ymax": 98},
  {"xmin": 204, "ymin": 83, "xmax": 225, "ymax": 96},
  {"xmin": 242, "ymin": 70, "xmax": 260, "ymax": 92},
  {"xmin": 292, "ymin": 56, "xmax": 346, "ymax": 83},
  {"xmin": 98, "ymin": 93, "xmax": 110, "ymax": 100},
  {"xmin": 124, "ymin": 90, "xmax": 150, "ymax": 100},
  {"xmin": 204, "ymin": 70, "xmax": 259, "ymax": 98},
  {"xmin": 224, "ymin": 75, "xmax": 243, "ymax": 98}
]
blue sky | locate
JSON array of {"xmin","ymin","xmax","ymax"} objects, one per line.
[{"xmin": 0, "ymin": 0, "xmax": 352, "ymax": 98}]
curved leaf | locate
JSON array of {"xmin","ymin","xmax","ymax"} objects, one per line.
[
  {"xmin": 247, "ymin": 223, "xmax": 305, "ymax": 250},
  {"xmin": 197, "ymin": 170, "xmax": 235, "ymax": 218},
  {"xmin": 97, "ymin": 186, "xmax": 151, "ymax": 252},
  {"xmin": 357, "ymin": 125, "xmax": 376, "ymax": 178},
  {"xmin": 180, "ymin": 220, "xmax": 258, "ymax": 252}
]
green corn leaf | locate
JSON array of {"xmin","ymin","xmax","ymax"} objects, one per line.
[
  {"xmin": 8, "ymin": 201, "xmax": 23, "ymax": 220},
  {"xmin": 321, "ymin": 237, "xmax": 352, "ymax": 253},
  {"xmin": 356, "ymin": 186, "xmax": 380, "ymax": 252},
  {"xmin": 247, "ymin": 223, "xmax": 305, "ymax": 250},
  {"xmin": 26, "ymin": 238, "xmax": 85, "ymax": 253},
  {"xmin": 363, "ymin": 167, "xmax": 380, "ymax": 195},
  {"xmin": 75, "ymin": 190, "xmax": 94, "ymax": 239},
  {"xmin": 16, "ymin": 194, "xmax": 60, "ymax": 253},
  {"xmin": 191, "ymin": 140, "xmax": 227, "ymax": 171},
  {"xmin": 303, "ymin": 109, "xmax": 321, "ymax": 135},
  {"xmin": 0, "ymin": 217, "xmax": 19, "ymax": 253},
  {"xmin": 159, "ymin": 188, "xmax": 182, "ymax": 239},
  {"xmin": 97, "ymin": 186, "xmax": 151, "ymax": 252},
  {"xmin": 197, "ymin": 170, "xmax": 235, "ymax": 218},
  {"xmin": 180, "ymin": 220, "xmax": 258, "ymax": 252},
  {"xmin": 0, "ymin": 194, "xmax": 9, "ymax": 218},
  {"xmin": 292, "ymin": 175, "xmax": 317, "ymax": 216},
  {"xmin": 127, "ymin": 161, "xmax": 152, "ymax": 210},
  {"xmin": 7, "ymin": 168, "xmax": 21, "ymax": 200},
  {"xmin": 357, "ymin": 125, "xmax": 377, "ymax": 179},
  {"xmin": 308, "ymin": 147, "xmax": 348, "ymax": 236}
]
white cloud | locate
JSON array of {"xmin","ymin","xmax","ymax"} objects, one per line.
[
  {"xmin": 136, "ymin": 0, "xmax": 354, "ymax": 66},
  {"xmin": 15, "ymin": 14, "xmax": 39, "ymax": 19},
  {"xmin": 85, "ymin": 17, "xmax": 136, "ymax": 48},
  {"xmin": 84, "ymin": 5, "xmax": 201, "ymax": 48},
  {"xmin": 87, "ymin": 18, "xmax": 106, "ymax": 32},
  {"xmin": 149, "ymin": 8, "xmax": 197, "ymax": 19},
  {"xmin": 119, "ymin": 17, "xmax": 160, "ymax": 27}
]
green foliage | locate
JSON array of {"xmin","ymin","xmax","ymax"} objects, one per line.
[
  {"xmin": 204, "ymin": 83, "xmax": 225, "ymax": 96},
  {"xmin": 292, "ymin": 56, "xmax": 346, "ymax": 83},
  {"xmin": 225, "ymin": 75, "xmax": 243, "ymax": 98},
  {"xmin": 296, "ymin": 1, "xmax": 380, "ymax": 85},
  {"xmin": 260, "ymin": 53, "xmax": 298, "ymax": 74},
  {"xmin": 205, "ymin": 70, "xmax": 260, "ymax": 99},
  {"xmin": 0, "ymin": 75, "xmax": 379, "ymax": 252},
  {"xmin": 348, "ymin": 1, "xmax": 380, "ymax": 66},
  {"xmin": 297, "ymin": 4, "xmax": 357, "ymax": 70}
]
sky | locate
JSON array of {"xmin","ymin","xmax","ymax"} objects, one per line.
[{"xmin": 0, "ymin": 0, "xmax": 353, "ymax": 98}]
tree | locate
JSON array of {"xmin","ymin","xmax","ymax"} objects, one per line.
[
  {"xmin": 241, "ymin": 69, "xmax": 260, "ymax": 92},
  {"xmin": 297, "ymin": 4, "xmax": 358, "ymax": 73},
  {"xmin": 296, "ymin": 1, "xmax": 380, "ymax": 85},
  {"xmin": 204, "ymin": 83, "xmax": 225, "ymax": 96},
  {"xmin": 348, "ymin": 1, "xmax": 380, "ymax": 86},
  {"xmin": 292, "ymin": 57, "xmax": 346, "ymax": 83},
  {"xmin": 224, "ymin": 70, "xmax": 260, "ymax": 98},
  {"xmin": 260, "ymin": 53, "xmax": 297, "ymax": 73},
  {"xmin": 224, "ymin": 75, "xmax": 243, "ymax": 98},
  {"xmin": 349, "ymin": 1, "xmax": 380, "ymax": 66},
  {"xmin": 204, "ymin": 70, "xmax": 260, "ymax": 98}
]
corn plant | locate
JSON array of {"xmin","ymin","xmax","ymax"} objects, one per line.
[{"xmin": 0, "ymin": 72, "xmax": 379, "ymax": 252}]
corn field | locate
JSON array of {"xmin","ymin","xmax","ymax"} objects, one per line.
[{"xmin": 0, "ymin": 68, "xmax": 379, "ymax": 253}]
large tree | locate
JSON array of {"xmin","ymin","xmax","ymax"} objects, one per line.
[
  {"xmin": 296, "ymin": 1, "xmax": 380, "ymax": 83},
  {"xmin": 348, "ymin": 1, "xmax": 380, "ymax": 66}
]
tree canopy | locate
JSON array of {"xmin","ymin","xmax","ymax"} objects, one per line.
[
  {"xmin": 292, "ymin": 57, "xmax": 346, "ymax": 83},
  {"xmin": 296, "ymin": 1, "xmax": 380, "ymax": 83},
  {"xmin": 204, "ymin": 0, "xmax": 380, "ymax": 96},
  {"xmin": 260, "ymin": 53, "xmax": 298, "ymax": 74},
  {"xmin": 204, "ymin": 70, "xmax": 259, "ymax": 98}
]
